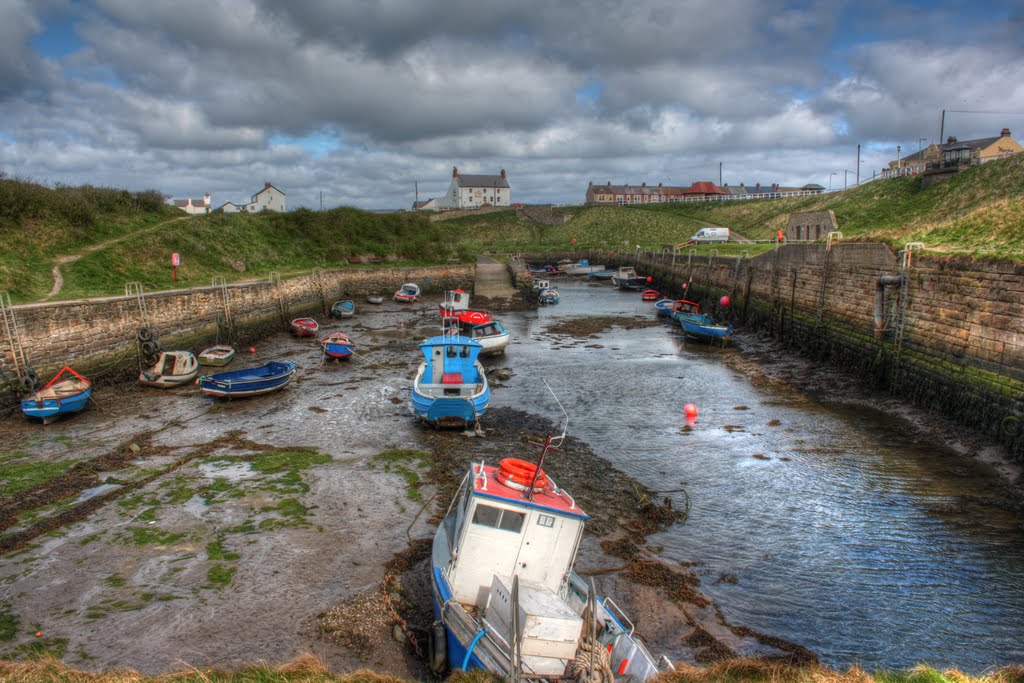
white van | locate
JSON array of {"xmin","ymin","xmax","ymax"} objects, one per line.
[{"xmin": 689, "ymin": 227, "xmax": 730, "ymax": 243}]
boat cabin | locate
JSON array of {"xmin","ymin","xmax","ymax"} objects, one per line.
[
  {"xmin": 443, "ymin": 289, "xmax": 472, "ymax": 312},
  {"xmin": 532, "ymin": 279, "xmax": 550, "ymax": 290},
  {"xmin": 443, "ymin": 462, "xmax": 588, "ymax": 607},
  {"xmin": 462, "ymin": 320, "xmax": 507, "ymax": 340},
  {"xmin": 614, "ymin": 267, "xmax": 637, "ymax": 278},
  {"xmin": 674, "ymin": 299, "xmax": 699, "ymax": 315},
  {"xmin": 418, "ymin": 335, "xmax": 484, "ymax": 392}
]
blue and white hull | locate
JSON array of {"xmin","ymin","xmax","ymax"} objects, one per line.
[
  {"xmin": 410, "ymin": 335, "xmax": 490, "ymax": 428},
  {"xmin": 198, "ymin": 360, "xmax": 296, "ymax": 397}
]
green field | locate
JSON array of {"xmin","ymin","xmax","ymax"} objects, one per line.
[{"xmin": 2, "ymin": 154, "xmax": 1022, "ymax": 303}]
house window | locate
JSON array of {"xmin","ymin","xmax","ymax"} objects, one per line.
[
  {"xmin": 472, "ymin": 504, "xmax": 525, "ymax": 533},
  {"xmin": 634, "ymin": 195, "xmax": 640, "ymax": 201}
]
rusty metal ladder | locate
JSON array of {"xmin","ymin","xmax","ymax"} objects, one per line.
[
  {"xmin": 1, "ymin": 291, "xmax": 31, "ymax": 388},
  {"xmin": 890, "ymin": 242, "xmax": 924, "ymax": 389},
  {"xmin": 125, "ymin": 281, "xmax": 151, "ymax": 330}
]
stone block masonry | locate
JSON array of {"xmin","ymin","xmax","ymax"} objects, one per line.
[
  {"xmin": 1, "ymin": 265, "xmax": 474, "ymax": 403},
  {"xmin": 536, "ymin": 246, "xmax": 1024, "ymax": 463}
]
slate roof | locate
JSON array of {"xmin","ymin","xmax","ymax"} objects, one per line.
[{"xmin": 456, "ymin": 174, "xmax": 510, "ymax": 189}]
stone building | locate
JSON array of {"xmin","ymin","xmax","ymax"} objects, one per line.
[{"xmin": 786, "ymin": 209, "xmax": 839, "ymax": 242}]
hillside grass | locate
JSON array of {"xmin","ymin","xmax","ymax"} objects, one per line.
[{"xmin": 2, "ymin": 154, "xmax": 1021, "ymax": 302}]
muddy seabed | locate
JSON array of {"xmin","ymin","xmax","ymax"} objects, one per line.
[{"xmin": 0, "ymin": 298, "xmax": 807, "ymax": 677}]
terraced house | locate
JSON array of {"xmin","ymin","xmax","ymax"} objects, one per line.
[{"xmin": 885, "ymin": 128, "xmax": 1022, "ymax": 177}]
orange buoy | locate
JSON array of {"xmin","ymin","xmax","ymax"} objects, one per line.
[
  {"xmin": 497, "ymin": 458, "xmax": 548, "ymax": 491},
  {"xmin": 684, "ymin": 403, "xmax": 698, "ymax": 418}
]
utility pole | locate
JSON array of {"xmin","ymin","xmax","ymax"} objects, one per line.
[
  {"xmin": 897, "ymin": 145, "xmax": 901, "ymax": 170},
  {"xmin": 319, "ymin": 191, "xmax": 323, "ymax": 211},
  {"xmin": 939, "ymin": 109, "xmax": 946, "ymax": 144},
  {"xmin": 856, "ymin": 144, "xmax": 861, "ymax": 185},
  {"xmin": 415, "ymin": 181, "xmax": 419, "ymax": 207},
  {"xmin": 719, "ymin": 162, "xmax": 722, "ymax": 186}
]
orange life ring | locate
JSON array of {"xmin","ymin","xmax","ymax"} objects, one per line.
[{"xmin": 498, "ymin": 458, "xmax": 548, "ymax": 489}]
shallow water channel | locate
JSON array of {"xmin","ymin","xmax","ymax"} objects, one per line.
[{"xmin": 495, "ymin": 279, "xmax": 1024, "ymax": 673}]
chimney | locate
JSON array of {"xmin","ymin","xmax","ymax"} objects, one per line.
[
  {"xmin": 658, "ymin": 182, "xmax": 662, "ymax": 187},
  {"xmin": 588, "ymin": 180, "xmax": 592, "ymax": 186},
  {"xmin": 1001, "ymin": 128, "xmax": 1011, "ymax": 137},
  {"xmin": 947, "ymin": 136, "xmax": 957, "ymax": 144},
  {"xmin": 739, "ymin": 182, "xmax": 745, "ymax": 187},
  {"xmin": 641, "ymin": 182, "xmax": 646, "ymax": 187},
  {"xmin": 452, "ymin": 166, "xmax": 458, "ymax": 178},
  {"xmin": 755, "ymin": 182, "xmax": 761, "ymax": 189},
  {"xmin": 607, "ymin": 181, "xmax": 611, "ymax": 186},
  {"xmin": 500, "ymin": 169, "xmax": 506, "ymax": 178},
  {"xmin": 265, "ymin": 181, "xmax": 271, "ymax": 189}
]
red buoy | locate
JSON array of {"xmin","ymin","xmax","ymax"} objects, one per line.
[
  {"xmin": 249, "ymin": 346, "xmax": 256, "ymax": 353},
  {"xmin": 720, "ymin": 295, "xmax": 731, "ymax": 307},
  {"xmin": 646, "ymin": 276, "xmax": 653, "ymax": 283},
  {"xmin": 684, "ymin": 403, "xmax": 698, "ymax": 418}
]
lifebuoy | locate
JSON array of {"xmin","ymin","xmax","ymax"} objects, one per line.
[
  {"xmin": 428, "ymin": 622, "xmax": 448, "ymax": 674},
  {"xmin": 498, "ymin": 458, "xmax": 548, "ymax": 490},
  {"xmin": 138, "ymin": 327, "xmax": 153, "ymax": 342}
]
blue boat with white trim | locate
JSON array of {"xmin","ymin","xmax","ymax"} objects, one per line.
[
  {"xmin": 21, "ymin": 365, "xmax": 92, "ymax": 424},
  {"xmin": 331, "ymin": 300, "xmax": 355, "ymax": 317},
  {"xmin": 321, "ymin": 332, "xmax": 356, "ymax": 360},
  {"xmin": 671, "ymin": 300, "xmax": 732, "ymax": 344},
  {"xmin": 428, "ymin": 425, "xmax": 672, "ymax": 679},
  {"xmin": 198, "ymin": 360, "xmax": 296, "ymax": 398},
  {"xmin": 411, "ymin": 335, "xmax": 490, "ymax": 428}
]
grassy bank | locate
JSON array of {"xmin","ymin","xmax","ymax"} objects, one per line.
[
  {"xmin": 2, "ymin": 656, "xmax": 1022, "ymax": 683},
  {"xmin": 3, "ymin": 154, "xmax": 1022, "ymax": 302}
]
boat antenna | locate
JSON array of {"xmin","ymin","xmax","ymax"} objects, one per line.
[{"xmin": 525, "ymin": 380, "xmax": 569, "ymax": 501}]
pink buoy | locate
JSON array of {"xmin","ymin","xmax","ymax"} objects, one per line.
[
  {"xmin": 720, "ymin": 295, "xmax": 731, "ymax": 307},
  {"xmin": 249, "ymin": 346, "xmax": 256, "ymax": 353},
  {"xmin": 684, "ymin": 403, "xmax": 698, "ymax": 418}
]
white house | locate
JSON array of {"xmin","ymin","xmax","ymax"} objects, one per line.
[
  {"xmin": 218, "ymin": 182, "xmax": 286, "ymax": 213},
  {"xmin": 171, "ymin": 193, "xmax": 210, "ymax": 214},
  {"xmin": 433, "ymin": 167, "xmax": 511, "ymax": 209}
]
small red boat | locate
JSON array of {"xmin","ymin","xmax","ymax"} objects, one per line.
[
  {"xmin": 641, "ymin": 289, "xmax": 660, "ymax": 301},
  {"xmin": 290, "ymin": 317, "xmax": 319, "ymax": 336}
]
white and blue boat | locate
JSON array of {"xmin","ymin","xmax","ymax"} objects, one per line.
[
  {"xmin": 411, "ymin": 335, "xmax": 490, "ymax": 428},
  {"xmin": 672, "ymin": 300, "xmax": 732, "ymax": 344},
  {"xmin": 562, "ymin": 260, "xmax": 606, "ymax": 276},
  {"xmin": 321, "ymin": 332, "xmax": 356, "ymax": 360},
  {"xmin": 586, "ymin": 268, "xmax": 616, "ymax": 280},
  {"xmin": 610, "ymin": 267, "xmax": 649, "ymax": 290},
  {"xmin": 331, "ymin": 300, "xmax": 355, "ymax": 317},
  {"xmin": 654, "ymin": 298, "xmax": 677, "ymax": 318},
  {"xmin": 21, "ymin": 366, "xmax": 92, "ymax": 424},
  {"xmin": 428, "ymin": 420, "xmax": 671, "ymax": 679},
  {"xmin": 538, "ymin": 288, "xmax": 560, "ymax": 305},
  {"xmin": 460, "ymin": 320, "xmax": 511, "ymax": 356},
  {"xmin": 198, "ymin": 360, "xmax": 296, "ymax": 398}
]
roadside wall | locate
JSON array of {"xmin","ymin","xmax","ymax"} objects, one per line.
[
  {"xmin": 1, "ymin": 265, "xmax": 474, "ymax": 397},
  {"xmin": 532, "ymin": 246, "xmax": 1024, "ymax": 461}
]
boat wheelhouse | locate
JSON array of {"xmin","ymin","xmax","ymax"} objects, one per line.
[
  {"xmin": 440, "ymin": 289, "xmax": 493, "ymax": 326},
  {"xmin": 430, "ymin": 430, "xmax": 670, "ymax": 679},
  {"xmin": 671, "ymin": 300, "xmax": 732, "ymax": 344},
  {"xmin": 610, "ymin": 267, "xmax": 648, "ymax": 290},
  {"xmin": 411, "ymin": 335, "xmax": 490, "ymax": 427},
  {"xmin": 460, "ymin": 320, "xmax": 511, "ymax": 356}
]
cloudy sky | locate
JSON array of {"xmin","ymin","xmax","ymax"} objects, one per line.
[{"xmin": 2, "ymin": 0, "xmax": 1023, "ymax": 210}]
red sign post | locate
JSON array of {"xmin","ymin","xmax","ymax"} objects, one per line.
[{"xmin": 171, "ymin": 252, "xmax": 180, "ymax": 282}]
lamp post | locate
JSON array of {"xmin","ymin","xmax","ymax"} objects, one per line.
[
  {"xmin": 919, "ymin": 137, "xmax": 927, "ymax": 152},
  {"xmin": 844, "ymin": 169, "xmax": 851, "ymax": 189},
  {"xmin": 829, "ymin": 172, "xmax": 836, "ymax": 190}
]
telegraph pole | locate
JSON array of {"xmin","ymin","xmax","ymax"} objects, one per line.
[{"xmin": 856, "ymin": 144, "xmax": 861, "ymax": 185}]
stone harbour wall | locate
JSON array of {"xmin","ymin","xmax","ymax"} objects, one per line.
[
  {"xmin": 535, "ymin": 246, "xmax": 1024, "ymax": 462},
  {"xmin": 1, "ymin": 265, "xmax": 474, "ymax": 400}
]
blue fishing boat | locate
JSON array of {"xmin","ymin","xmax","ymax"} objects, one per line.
[
  {"xmin": 587, "ymin": 268, "xmax": 616, "ymax": 280},
  {"xmin": 654, "ymin": 298, "xmax": 677, "ymax": 317},
  {"xmin": 610, "ymin": 267, "xmax": 649, "ymax": 290},
  {"xmin": 331, "ymin": 300, "xmax": 355, "ymax": 317},
  {"xmin": 428, "ymin": 415, "xmax": 671, "ymax": 679},
  {"xmin": 21, "ymin": 366, "xmax": 92, "ymax": 424},
  {"xmin": 321, "ymin": 332, "xmax": 356, "ymax": 360},
  {"xmin": 411, "ymin": 335, "xmax": 490, "ymax": 428},
  {"xmin": 672, "ymin": 300, "xmax": 732, "ymax": 344},
  {"xmin": 538, "ymin": 288, "xmax": 560, "ymax": 305},
  {"xmin": 198, "ymin": 360, "xmax": 296, "ymax": 398}
]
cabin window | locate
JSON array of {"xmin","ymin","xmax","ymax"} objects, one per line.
[
  {"xmin": 537, "ymin": 514, "xmax": 555, "ymax": 528},
  {"xmin": 472, "ymin": 504, "xmax": 525, "ymax": 533},
  {"xmin": 460, "ymin": 346, "xmax": 471, "ymax": 358}
]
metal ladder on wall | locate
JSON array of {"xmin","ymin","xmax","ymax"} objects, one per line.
[
  {"xmin": 889, "ymin": 242, "xmax": 924, "ymax": 389},
  {"xmin": 816, "ymin": 232, "xmax": 842, "ymax": 323},
  {"xmin": 125, "ymin": 282, "xmax": 150, "ymax": 330},
  {"xmin": 212, "ymin": 276, "xmax": 234, "ymax": 342},
  {"xmin": 1, "ymin": 291, "xmax": 31, "ymax": 387},
  {"xmin": 269, "ymin": 272, "xmax": 286, "ymax": 323}
]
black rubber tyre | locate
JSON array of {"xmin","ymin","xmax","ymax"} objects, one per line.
[
  {"xmin": 1002, "ymin": 415, "xmax": 1022, "ymax": 438},
  {"xmin": 141, "ymin": 340, "xmax": 158, "ymax": 356},
  {"xmin": 138, "ymin": 327, "xmax": 153, "ymax": 342},
  {"xmin": 19, "ymin": 375, "xmax": 36, "ymax": 393},
  {"xmin": 143, "ymin": 353, "xmax": 160, "ymax": 367},
  {"xmin": 428, "ymin": 622, "xmax": 448, "ymax": 675},
  {"xmin": 25, "ymin": 368, "xmax": 39, "ymax": 389}
]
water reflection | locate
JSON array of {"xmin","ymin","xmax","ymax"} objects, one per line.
[{"xmin": 492, "ymin": 279, "xmax": 1024, "ymax": 672}]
